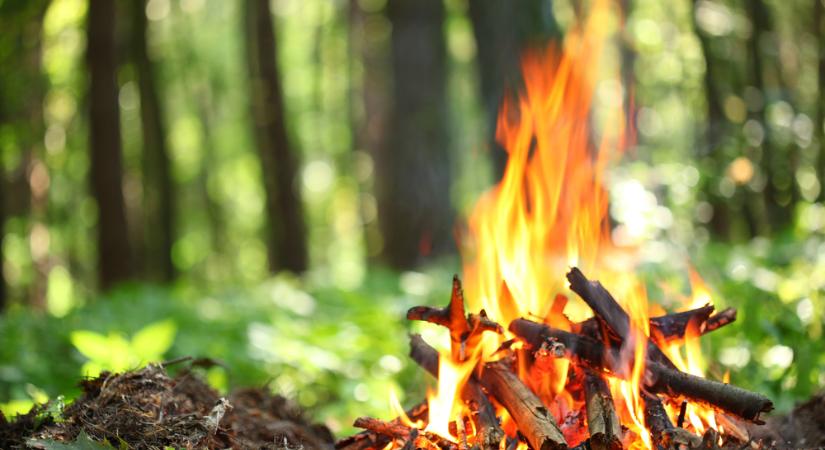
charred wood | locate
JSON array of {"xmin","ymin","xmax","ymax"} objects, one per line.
[
  {"xmin": 336, "ymin": 402, "xmax": 428, "ymax": 450},
  {"xmin": 566, "ymin": 267, "xmax": 677, "ymax": 371},
  {"xmin": 583, "ymin": 370, "xmax": 621, "ymax": 450},
  {"xmin": 510, "ymin": 318, "xmax": 774, "ymax": 422},
  {"xmin": 479, "ymin": 360, "xmax": 567, "ymax": 450}
]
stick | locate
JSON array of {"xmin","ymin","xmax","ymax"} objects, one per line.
[
  {"xmin": 510, "ymin": 318, "xmax": 774, "ymax": 422},
  {"xmin": 649, "ymin": 304, "xmax": 715, "ymax": 342},
  {"xmin": 583, "ymin": 370, "xmax": 622, "ymax": 450},
  {"xmin": 353, "ymin": 417, "xmax": 457, "ymax": 450},
  {"xmin": 408, "ymin": 334, "xmax": 505, "ymax": 450},
  {"xmin": 407, "ymin": 276, "xmax": 471, "ymax": 360},
  {"xmin": 567, "ymin": 267, "xmax": 677, "ymax": 371},
  {"xmin": 479, "ymin": 360, "xmax": 567, "ymax": 450},
  {"xmin": 704, "ymin": 307, "xmax": 736, "ymax": 334},
  {"xmin": 335, "ymin": 402, "xmax": 428, "ymax": 450},
  {"xmin": 643, "ymin": 392, "xmax": 673, "ymax": 444}
]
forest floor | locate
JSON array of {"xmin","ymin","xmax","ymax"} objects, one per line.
[{"xmin": 0, "ymin": 363, "xmax": 334, "ymax": 450}]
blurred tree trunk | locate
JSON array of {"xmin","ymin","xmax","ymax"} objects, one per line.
[
  {"xmin": 0, "ymin": 0, "xmax": 51, "ymax": 308},
  {"xmin": 131, "ymin": 0, "xmax": 175, "ymax": 282},
  {"xmin": 690, "ymin": 0, "xmax": 734, "ymax": 238},
  {"xmin": 468, "ymin": 0, "xmax": 561, "ymax": 179},
  {"xmin": 745, "ymin": 0, "xmax": 793, "ymax": 232},
  {"xmin": 347, "ymin": 0, "xmax": 390, "ymax": 259},
  {"xmin": 817, "ymin": 0, "xmax": 825, "ymax": 200},
  {"xmin": 378, "ymin": 0, "xmax": 453, "ymax": 269},
  {"xmin": 243, "ymin": 0, "xmax": 308, "ymax": 273},
  {"xmin": 87, "ymin": 0, "xmax": 134, "ymax": 289}
]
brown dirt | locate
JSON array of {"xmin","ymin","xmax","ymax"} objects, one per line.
[{"xmin": 0, "ymin": 364, "xmax": 334, "ymax": 450}]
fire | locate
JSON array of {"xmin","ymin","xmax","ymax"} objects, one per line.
[
  {"xmin": 389, "ymin": 0, "xmax": 727, "ymax": 448},
  {"xmin": 424, "ymin": 351, "xmax": 478, "ymax": 441}
]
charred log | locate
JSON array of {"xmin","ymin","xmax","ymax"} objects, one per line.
[
  {"xmin": 336, "ymin": 402, "xmax": 427, "ymax": 450},
  {"xmin": 583, "ymin": 370, "xmax": 621, "ymax": 450},
  {"xmin": 510, "ymin": 318, "xmax": 773, "ymax": 422},
  {"xmin": 479, "ymin": 360, "xmax": 567, "ymax": 450},
  {"xmin": 567, "ymin": 267, "xmax": 677, "ymax": 371}
]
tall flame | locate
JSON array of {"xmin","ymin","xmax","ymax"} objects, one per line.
[{"xmin": 398, "ymin": 1, "xmax": 724, "ymax": 448}]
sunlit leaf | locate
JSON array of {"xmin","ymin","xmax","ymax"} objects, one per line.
[
  {"xmin": 130, "ymin": 320, "xmax": 177, "ymax": 362},
  {"xmin": 69, "ymin": 331, "xmax": 111, "ymax": 363}
]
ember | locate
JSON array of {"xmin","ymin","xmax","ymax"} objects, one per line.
[{"xmin": 337, "ymin": 1, "xmax": 773, "ymax": 449}]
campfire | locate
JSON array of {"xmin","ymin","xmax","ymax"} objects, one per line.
[{"xmin": 337, "ymin": 2, "xmax": 773, "ymax": 449}]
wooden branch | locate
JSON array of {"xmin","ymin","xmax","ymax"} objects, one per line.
[
  {"xmin": 649, "ymin": 304, "xmax": 715, "ymax": 342},
  {"xmin": 407, "ymin": 276, "xmax": 470, "ymax": 356},
  {"xmin": 642, "ymin": 392, "xmax": 673, "ymax": 446},
  {"xmin": 336, "ymin": 402, "xmax": 428, "ymax": 450},
  {"xmin": 704, "ymin": 307, "xmax": 736, "ymax": 333},
  {"xmin": 479, "ymin": 360, "xmax": 567, "ymax": 450},
  {"xmin": 510, "ymin": 318, "xmax": 774, "ymax": 422},
  {"xmin": 408, "ymin": 334, "xmax": 505, "ymax": 450},
  {"xmin": 645, "ymin": 360, "xmax": 773, "ymax": 423},
  {"xmin": 583, "ymin": 370, "xmax": 622, "ymax": 450},
  {"xmin": 567, "ymin": 267, "xmax": 678, "ymax": 372},
  {"xmin": 353, "ymin": 416, "xmax": 414, "ymax": 440}
]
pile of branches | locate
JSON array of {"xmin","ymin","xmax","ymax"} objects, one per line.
[{"xmin": 337, "ymin": 268, "xmax": 774, "ymax": 450}]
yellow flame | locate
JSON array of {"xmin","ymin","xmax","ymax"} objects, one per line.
[
  {"xmin": 424, "ymin": 352, "xmax": 478, "ymax": 441},
  {"xmin": 389, "ymin": 387, "xmax": 422, "ymax": 429}
]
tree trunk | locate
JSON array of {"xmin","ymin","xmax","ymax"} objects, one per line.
[
  {"xmin": 131, "ymin": 0, "xmax": 175, "ymax": 282},
  {"xmin": 817, "ymin": 0, "xmax": 825, "ymax": 202},
  {"xmin": 745, "ymin": 0, "xmax": 793, "ymax": 232},
  {"xmin": 87, "ymin": 0, "xmax": 134, "ymax": 289},
  {"xmin": 467, "ymin": 0, "xmax": 561, "ymax": 179},
  {"xmin": 243, "ymin": 0, "xmax": 308, "ymax": 273},
  {"xmin": 379, "ymin": 0, "xmax": 453, "ymax": 269}
]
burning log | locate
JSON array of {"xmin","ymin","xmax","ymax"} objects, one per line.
[
  {"xmin": 353, "ymin": 417, "xmax": 457, "ymax": 450},
  {"xmin": 509, "ymin": 318, "xmax": 774, "ymax": 422},
  {"xmin": 566, "ymin": 267, "xmax": 677, "ymax": 371},
  {"xmin": 583, "ymin": 370, "xmax": 621, "ymax": 450},
  {"xmin": 408, "ymin": 334, "xmax": 505, "ymax": 450},
  {"xmin": 704, "ymin": 307, "xmax": 736, "ymax": 334},
  {"xmin": 479, "ymin": 359, "xmax": 567, "ymax": 450},
  {"xmin": 642, "ymin": 391, "xmax": 674, "ymax": 446},
  {"xmin": 336, "ymin": 402, "xmax": 428, "ymax": 450}
]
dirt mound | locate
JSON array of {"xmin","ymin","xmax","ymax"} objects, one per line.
[{"xmin": 1, "ymin": 364, "xmax": 334, "ymax": 450}]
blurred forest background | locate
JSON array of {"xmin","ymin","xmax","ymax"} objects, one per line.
[{"xmin": 1, "ymin": 0, "xmax": 825, "ymax": 436}]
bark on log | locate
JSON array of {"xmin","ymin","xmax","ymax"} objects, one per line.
[
  {"xmin": 479, "ymin": 360, "xmax": 567, "ymax": 450},
  {"xmin": 704, "ymin": 307, "xmax": 736, "ymax": 334},
  {"xmin": 408, "ymin": 334, "xmax": 505, "ymax": 450},
  {"xmin": 583, "ymin": 370, "xmax": 622, "ymax": 450},
  {"xmin": 642, "ymin": 392, "xmax": 674, "ymax": 448},
  {"xmin": 567, "ymin": 267, "xmax": 677, "ymax": 372},
  {"xmin": 336, "ymin": 402, "xmax": 428, "ymax": 450},
  {"xmin": 510, "ymin": 318, "xmax": 774, "ymax": 422}
]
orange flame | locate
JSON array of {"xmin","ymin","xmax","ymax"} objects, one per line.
[{"xmin": 424, "ymin": 351, "xmax": 478, "ymax": 441}]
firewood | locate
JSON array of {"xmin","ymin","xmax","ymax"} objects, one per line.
[
  {"xmin": 645, "ymin": 360, "xmax": 773, "ymax": 423},
  {"xmin": 583, "ymin": 370, "xmax": 622, "ymax": 450},
  {"xmin": 407, "ymin": 276, "xmax": 471, "ymax": 359},
  {"xmin": 649, "ymin": 304, "xmax": 715, "ymax": 343},
  {"xmin": 642, "ymin": 392, "xmax": 674, "ymax": 446},
  {"xmin": 479, "ymin": 359, "xmax": 567, "ymax": 450},
  {"xmin": 408, "ymin": 334, "xmax": 504, "ymax": 450},
  {"xmin": 353, "ymin": 416, "xmax": 458, "ymax": 450},
  {"xmin": 510, "ymin": 318, "xmax": 774, "ymax": 422},
  {"xmin": 704, "ymin": 307, "xmax": 736, "ymax": 334},
  {"xmin": 336, "ymin": 402, "xmax": 428, "ymax": 450},
  {"xmin": 566, "ymin": 267, "xmax": 677, "ymax": 372}
]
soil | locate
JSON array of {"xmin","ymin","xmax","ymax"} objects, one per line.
[{"xmin": 0, "ymin": 364, "xmax": 334, "ymax": 450}]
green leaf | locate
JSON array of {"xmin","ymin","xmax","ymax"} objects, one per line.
[
  {"xmin": 69, "ymin": 331, "xmax": 112, "ymax": 363},
  {"xmin": 130, "ymin": 319, "xmax": 177, "ymax": 362},
  {"xmin": 27, "ymin": 431, "xmax": 116, "ymax": 449}
]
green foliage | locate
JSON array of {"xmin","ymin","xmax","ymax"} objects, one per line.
[{"xmin": 70, "ymin": 319, "xmax": 177, "ymax": 377}]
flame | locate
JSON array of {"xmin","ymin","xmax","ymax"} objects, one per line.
[
  {"xmin": 660, "ymin": 270, "xmax": 720, "ymax": 434},
  {"xmin": 424, "ymin": 351, "xmax": 478, "ymax": 441},
  {"xmin": 389, "ymin": 387, "xmax": 422, "ymax": 429},
  {"xmin": 391, "ymin": 0, "xmax": 725, "ymax": 447}
]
